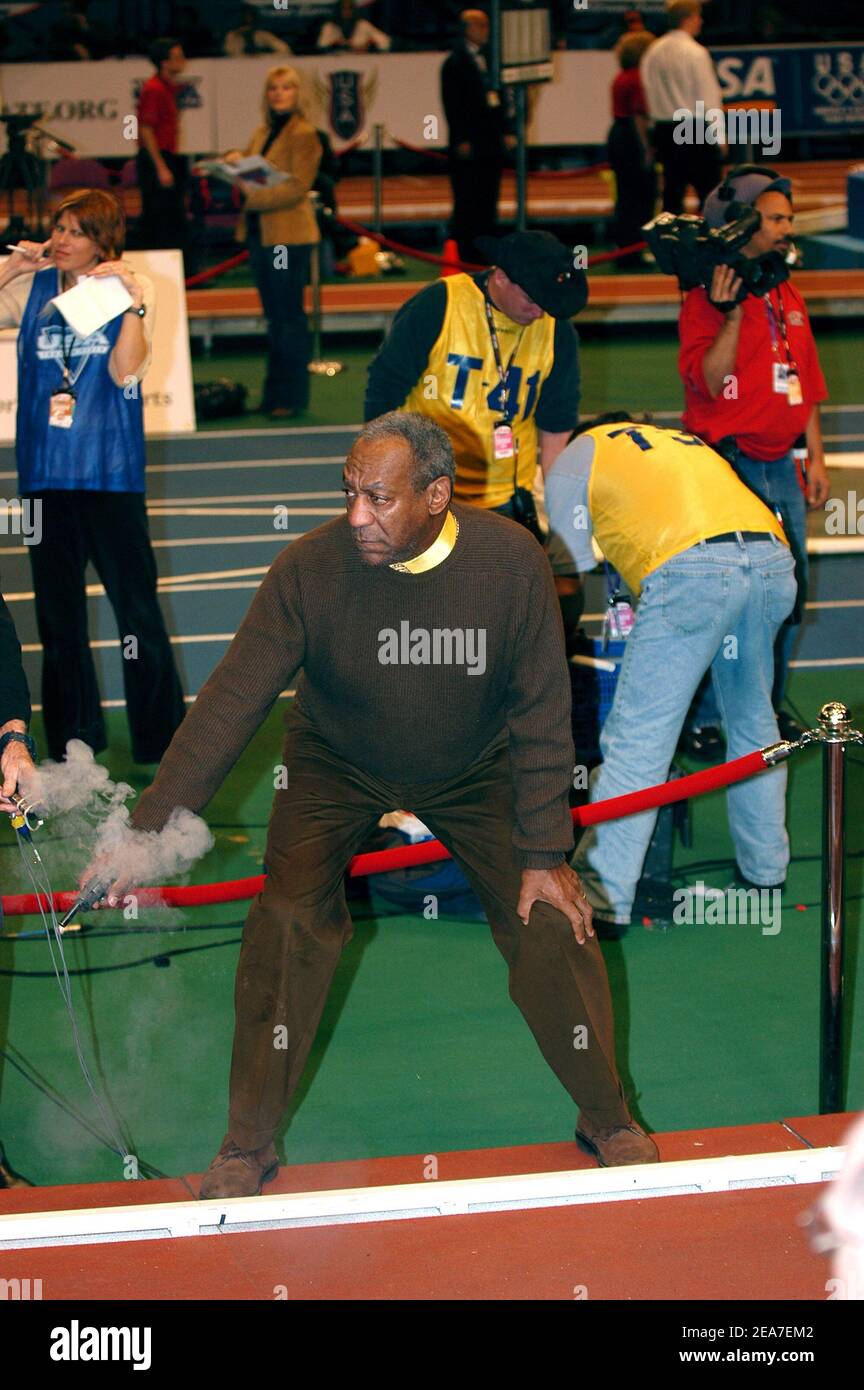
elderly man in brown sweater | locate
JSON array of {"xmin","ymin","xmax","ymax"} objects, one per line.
[{"xmin": 86, "ymin": 413, "xmax": 658, "ymax": 1196}]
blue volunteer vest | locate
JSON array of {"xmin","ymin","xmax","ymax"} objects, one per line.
[{"xmin": 16, "ymin": 269, "xmax": 145, "ymax": 493}]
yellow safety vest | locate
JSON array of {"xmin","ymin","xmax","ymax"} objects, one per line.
[
  {"xmin": 403, "ymin": 273, "xmax": 556, "ymax": 508},
  {"xmin": 587, "ymin": 422, "xmax": 788, "ymax": 594}
]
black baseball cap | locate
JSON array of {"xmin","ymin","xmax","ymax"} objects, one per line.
[{"xmin": 474, "ymin": 231, "xmax": 589, "ymax": 318}]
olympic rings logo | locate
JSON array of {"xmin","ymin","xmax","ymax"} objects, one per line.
[{"xmin": 812, "ymin": 60, "xmax": 864, "ymax": 106}]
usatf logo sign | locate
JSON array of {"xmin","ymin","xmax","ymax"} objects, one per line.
[{"xmin": 316, "ymin": 69, "xmax": 377, "ymax": 143}]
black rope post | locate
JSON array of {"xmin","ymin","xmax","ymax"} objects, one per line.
[
  {"xmin": 372, "ymin": 122, "xmax": 384, "ymax": 236},
  {"xmin": 818, "ymin": 701, "xmax": 860, "ymax": 1113},
  {"xmin": 307, "ymin": 192, "xmax": 343, "ymax": 378}
]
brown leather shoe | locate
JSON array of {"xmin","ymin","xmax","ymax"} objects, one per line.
[
  {"xmin": 574, "ymin": 1115, "xmax": 660, "ymax": 1167},
  {"xmin": 198, "ymin": 1135, "xmax": 279, "ymax": 1199}
]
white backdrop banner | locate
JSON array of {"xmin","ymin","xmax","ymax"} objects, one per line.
[
  {"xmin": 0, "ymin": 249, "xmax": 196, "ymax": 445},
  {"xmin": 0, "ymin": 53, "xmax": 618, "ymax": 157}
]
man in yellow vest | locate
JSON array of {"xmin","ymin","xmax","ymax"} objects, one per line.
[
  {"xmin": 365, "ymin": 230, "xmax": 587, "ymax": 532},
  {"xmin": 545, "ymin": 415, "xmax": 796, "ymax": 928}
]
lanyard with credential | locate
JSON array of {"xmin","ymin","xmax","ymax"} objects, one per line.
[
  {"xmin": 484, "ymin": 288, "xmax": 526, "ymax": 492},
  {"xmin": 483, "ymin": 290, "xmax": 524, "ymax": 426},
  {"xmin": 58, "ymin": 323, "xmax": 78, "ymax": 393},
  {"xmin": 764, "ymin": 290, "xmax": 798, "ymax": 371}
]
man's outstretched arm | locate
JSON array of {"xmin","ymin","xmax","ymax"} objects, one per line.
[{"xmin": 131, "ymin": 549, "xmax": 305, "ymax": 835}]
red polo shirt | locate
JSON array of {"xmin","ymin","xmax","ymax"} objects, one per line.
[
  {"xmin": 679, "ymin": 280, "xmax": 828, "ymax": 461},
  {"xmin": 612, "ymin": 68, "xmax": 647, "ymax": 120},
  {"xmin": 137, "ymin": 74, "xmax": 179, "ymax": 154}
]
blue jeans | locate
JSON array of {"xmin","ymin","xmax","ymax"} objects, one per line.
[
  {"xmin": 248, "ymin": 236, "xmax": 313, "ymax": 411},
  {"xmin": 574, "ymin": 536, "xmax": 797, "ymax": 923},
  {"xmin": 692, "ymin": 449, "xmax": 807, "ymax": 724}
]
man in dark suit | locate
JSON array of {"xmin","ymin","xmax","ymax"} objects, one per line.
[
  {"xmin": 440, "ymin": 9, "xmax": 515, "ymax": 263},
  {"xmin": 0, "ymin": 576, "xmax": 36, "ymax": 1188}
]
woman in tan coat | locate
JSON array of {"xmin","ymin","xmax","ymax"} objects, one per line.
[{"xmin": 224, "ymin": 66, "xmax": 322, "ymax": 418}]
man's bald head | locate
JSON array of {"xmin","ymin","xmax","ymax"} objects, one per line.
[{"xmin": 461, "ymin": 8, "xmax": 490, "ymax": 45}]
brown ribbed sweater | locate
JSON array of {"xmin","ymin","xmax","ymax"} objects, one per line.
[{"xmin": 132, "ymin": 504, "xmax": 575, "ymax": 867}]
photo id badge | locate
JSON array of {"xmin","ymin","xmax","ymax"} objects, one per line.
[
  {"xmin": 49, "ymin": 390, "xmax": 76, "ymax": 428},
  {"xmin": 493, "ymin": 423, "xmax": 515, "ymax": 460},
  {"xmin": 787, "ymin": 372, "xmax": 803, "ymax": 406},
  {"xmin": 772, "ymin": 361, "xmax": 790, "ymax": 395}
]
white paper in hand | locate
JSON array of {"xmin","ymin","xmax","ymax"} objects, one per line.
[{"xmin": 51, "ymin": 275, "xmax": 133, "ymax": 337}]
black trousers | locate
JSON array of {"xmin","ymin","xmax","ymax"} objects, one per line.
[
  {"xmin": 135, "ymin": 149, "xmax": 188, "ymax": 255},
  {"xmin": 24, "ymin": 491, "xmax": 186, "ymax": 763},
  {"xmin": 653, "ymin": 121, "xmax": 722, "ymax": 215},
  {"xmin": 449, "ymin": 150, "xmax": 503, "ymax": 263},
  {"xmin": 607, "ymin": 118, "xmax": 656, "ymax": 258},
  {"xmin": 247, "ymin": 235, "xmax": 313, "ymax": 411}
]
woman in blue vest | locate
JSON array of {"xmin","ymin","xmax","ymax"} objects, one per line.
[{"xmin": 0, "ymin": 189, "xmax": 185, "ymax": 764}]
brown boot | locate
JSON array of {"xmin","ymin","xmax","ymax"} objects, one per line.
[
  {"xmin": 574, "ymin": 1114, "xmax": 660, "ymax": 1167},
  {"xmin": 198, "ymin": 1135, "xmax": 279, "ymax": 1199}
]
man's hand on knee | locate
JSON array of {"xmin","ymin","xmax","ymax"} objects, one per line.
[{"xmin": 517, "ymin": 863, "xmax": 595, "ymax": 944}]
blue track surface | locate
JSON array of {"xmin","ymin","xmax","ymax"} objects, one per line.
[{"xmin": 1, "ymin": 407, "xmax": 862, "ymax": 706}]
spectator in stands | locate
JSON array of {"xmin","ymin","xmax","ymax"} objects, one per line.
[
  {"xmin": 440, "ymin": 8, "xmax": 515, "ymax": 264},
  {"xmin": 49, "ymin": 0, "xmax": 98, "ymax": 61},
  {"xmin": 136, "ymin": 37, "xmax": 189, "ymax": 257},
  {"xmin": 607, "ymin": 30, "xmax": 656, "ymax": 268},
  {"xmin": 640, "ymin": 0, "xmax": 724, "ymax": 213},
  {"xmin": 317, "ymin": 1, "xmax": 392, "ymax": 53},
  {"xmin": 678, "ymin": 167, "xmax": 831, "ymax": 747},
  {"xmin": 376, "ymin": 0, "xmax": 461, "ymax": 51},
  {"xmin": 224, "ymin": 4, "xmax": 292, "ymax": 57},
  {"xmin": 0, "ymin": 190, "xmax": 186, "ymax": 764},
  {"xmin": 223, "ymin": 66, "xmax": 322, "ymax": 418},
  {"xmin": 176, "ymin": 4, "xmax": 216, "ymax": 58}
]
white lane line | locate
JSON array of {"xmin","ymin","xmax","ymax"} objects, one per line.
[
  {"xmin": 146, "ymin": 506, "xmax": 342, "ymax": 518},
  {"xmin": 1, "ymin": 565, "xmax": 273, "ymax": 600},
  {"xmin": 2, "ymin": 446, "xmax": 863, "ymax": 489},
  {"xmin": 789, "ymin": 656, "xmax": 864, "ymax": 667},
  {"xmin": 809, "ymin": 537, "xmax": 864, "ymax": 553},
  {"xmin": 21, "ymin": 633, "xmax": 237, "ymax": 654},
  {"xmin": 0, "ymin": 1148, "xmax": 845, "ymax": 1244},
  {"xmin": 149, "ymin": 533, "xmax": 298, "ymax": 549},
  {"xmin": 146, "ymin": 581, "xmax": 262, "ymax": 594},
  {"xmin": 147, "ymin": 491, "xmax": 344, "ymax": 505},
  {"xmin": 825, "ymin": 453, "xmax": 864, "ymax": 467},
  {"xmin": 143, "ymin": 456, "xmax": 344, "ymax": 474},
  {"xmin": 26, "ymin": 691, "xmax": 297, "ymax": 711},
  {"xmin": 150, "ymin": 424, "xmax": 362, "ymax": 439},
  {"xmin": 0, "ymin": 534, "xmax": 296, "ymax": 557}
]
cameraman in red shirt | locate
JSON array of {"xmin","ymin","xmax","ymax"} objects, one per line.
[{"xmin": 678, "ymin": 167, "xmax": 830, "ymax": 747}]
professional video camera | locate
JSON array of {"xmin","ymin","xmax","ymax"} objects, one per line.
[{"xmin": 642, "ymin": 208, "xmax": 792, "ymax": 310}]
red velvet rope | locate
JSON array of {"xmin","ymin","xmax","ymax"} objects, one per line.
[
  {"xmin": 185, "ymin": 251, "xmax": 249, "ymax": 288},
  {"xmin": 181, "ymin": 209, "xmax": 644, "ymax": 288},
  {"xmin": 1, "ymin": 749, "xmax": 776, "ymax": 917},
  {"xmin": 334, "ymin": 217, "xmax": 646, "ymax": 271}
]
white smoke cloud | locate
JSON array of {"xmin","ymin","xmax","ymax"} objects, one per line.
[
  {"xmin": 91, "ymin": 805, "xmax": 214, "ymax": 891},
  {"xmin": 20, "ymin": 741, "xmax": 213, "ymax": 899},
  {"xmin": 22, "ymin": 738, "xmax": 134, "ymax": 816}
]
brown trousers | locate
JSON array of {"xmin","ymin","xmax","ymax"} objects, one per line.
[{"xmin": 227, "ymin": 709, "xmax": 629, "ymax": 1151}]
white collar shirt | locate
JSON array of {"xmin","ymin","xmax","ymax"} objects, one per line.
[{"xmin": 640, "ymin": 28, "xmax": 723, "ymax": 121}]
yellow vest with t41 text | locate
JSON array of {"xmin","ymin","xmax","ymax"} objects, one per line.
[{"xmin": 402, "ymin": 273, "xmax": 556, "ymax": 508}]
